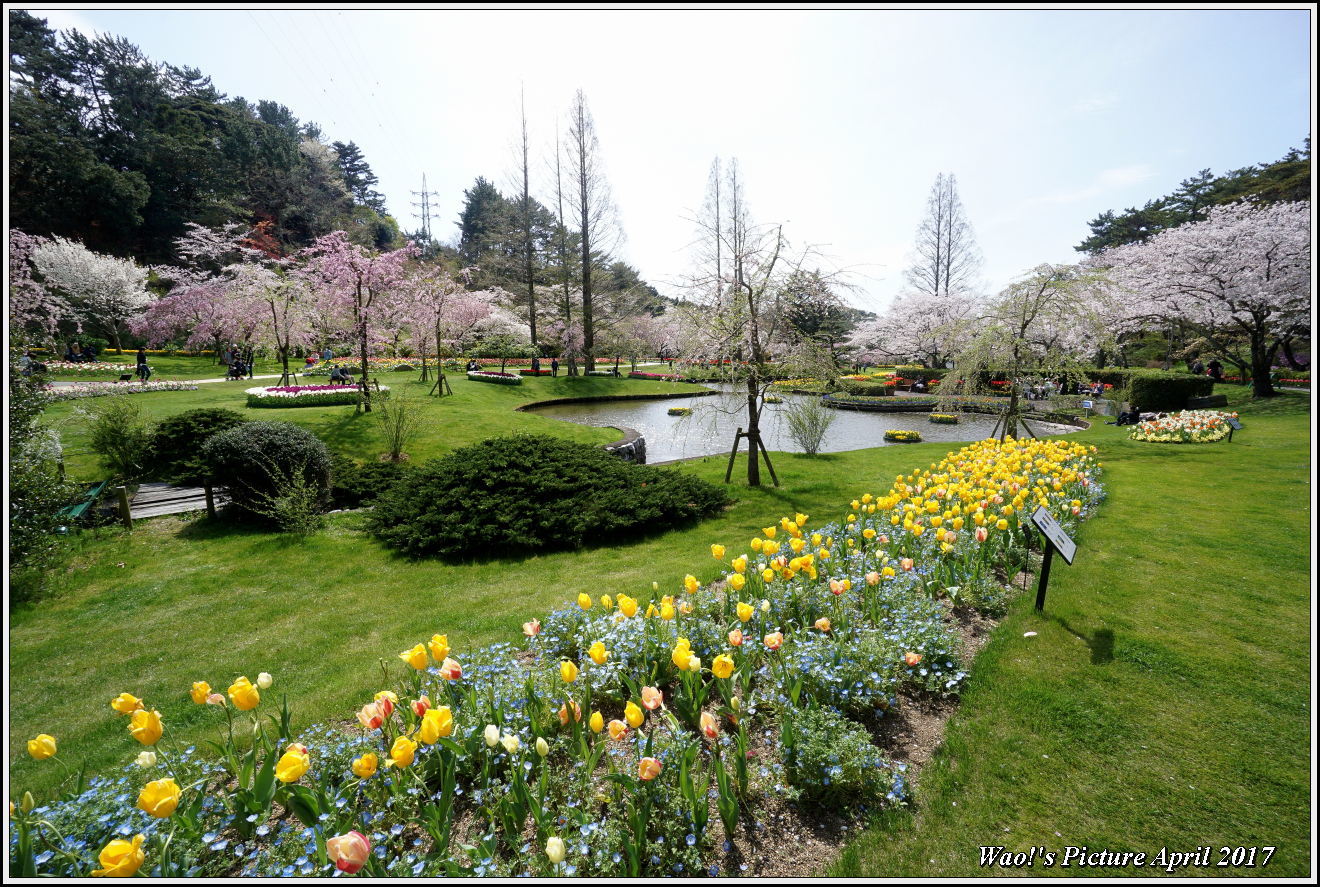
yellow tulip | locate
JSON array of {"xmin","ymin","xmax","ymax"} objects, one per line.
[
  {"xmin": 795, "ymin": 512, "xmax": 809, "ymax": 526},
  {"xmin": 625, "ymin": 701, "xmax": 644, "ymax": 728},
  {"xmin": 589, "ymin": 711, "xmax": 604, "ymax": 733},
  {"xmin": 91, "ymin": 834, "xmax": 145, "ymax": 877},
  {"xmin": 608, "ymin": 719, "xmax": 629, "ymax": 741},
  {"xmin": 684, "ymin": 574, "xmax": 700, "ymax": 593},
  {"xmin": 711, "ymin": 654, "xmax": 735, "ymax": 680},
  {"xmin": 419, "ymin": 707, "xmax": 454, "ymax": 744},
  {"xmin": 560, "ymin": 660, "xmax": 579, "ymax": 683},
  {"xmin": 386, "ymin": 736, "xmax": 417, "ymax": 769},
  {"xmin": 710, "ymin": 544, "xmax": 725, "ymax": 560},
  {"xmin": 276, "ymin": 745, "xmax": 310, "ymax": 784},
  {"xmin": 428, "ymin": 634, "xmax": 450, "ymax": 661},
  {"xmin": 352, "ymin": 752, "xmax": 378, "ymax": 778},
  {"xmin": 110, "ymin": 693, "xmax": 143, "ymax": 715},
  {"xmin": 399, "ymin": 644, "xmax": 429, "ymax": 670},
  {"xmin": 731, "ymin": 556, "xmax": 747, "ymax": 574},
  {"xmin": 600, "ymin": 594, "xmax": 613, "ymax": 609},
  {"xmin": 762, "ymin": 526, "xmax": 776, "ymax": 539},
  {"xmin": 617, "ymin": 594, "xmax": 638, "ymax": 618},
  {"xmin": 190, "ymin": 682, "xmax": 211, "ymax": 705},
  {"xmin": 660, "ymin": 602, "xmax": 676, "ymax": 621},
  {"xmin": 761, "ymin": 568, "xmax": 775, "ymax": 583},
  {"xmin": 588, "ymin": 641, "xmax": 609, "ymax": 666},
  {"xmin": 27, "ymin": 734, "xmax": 57, "ymax": 760},
  {"xmin": 128, "ymin": 710, "xmax": 163, "ymax": 746},
  {"xmin": 728, "ymin": 572, "xmax": 746, "ymax": 592},
  {"xmin": 737, "ymin": 601, "xmax": 754, "ymax": 622},
  {"xmin": 997, "ymin": 519, "xmax": 1009, "ymax": 531},
  {"xmin": 750, "ymin": 537, "xmax": 763, "ymax": 552},
  {"xmin": 228, "ymin": 676, "xmax": 260, "ymax": 711},
  {"xmin": 136, "ymin": 777, "xmax": 181, "ymax": 818},
  {"xmin": 577, "ymin": 593, "xmax": 592, "ymax": 610}
]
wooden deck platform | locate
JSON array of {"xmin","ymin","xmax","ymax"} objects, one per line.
[{"xmin": 129, "ymin": 483, "xmax": 226, "ymax": 519}]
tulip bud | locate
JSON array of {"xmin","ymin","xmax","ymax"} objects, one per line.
[
  {"xmin": 135, "ymin": 750, "xmax": 157, "ymax": 768},
  {"xmin": 256, "ymin": 672, "xmax": 273, "ymax": 690},
  {"xmin": 536, "ymin": 737, "xmax": 550, "ymax": 758},
  {"xmin": 22, "ymin": 791, "xmax": 36, "ymax": 813},
  {"xmin": 546, "ymin": 836, "xmax": 567, "ymax": 864},
  {"xmin": 484, "ymin": 725, "xmax": 500, "ymax": 748}
]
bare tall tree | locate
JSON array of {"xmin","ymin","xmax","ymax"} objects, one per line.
[
  {"xmin": 905, "ymin": 173, "xmax": 982, "ymax": 297},
  {"xmin": 514, "ymin": 86, "xmax": 538, "ymax": 350},
  {"xmin": 566, "ymin": 89, "xmax": 620, "ymax": 373},
  {"xmin": 550, "ymin": 124, "xmax": 578, "ymax": 375}
]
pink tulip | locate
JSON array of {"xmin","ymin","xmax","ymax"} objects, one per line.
[
  {"xmin": 326, "ymin": 830, "xmax": 371, "ymax": 874},
  {"xmin": 641, "ymin": 686, "xmax": 663, "ymax": 710}
]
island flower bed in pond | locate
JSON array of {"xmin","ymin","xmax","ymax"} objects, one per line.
[
  {"xmin": 246, "ymin": 385, "xmax": 387, "ymax": 408},
  {"xmin": 45, "ymin": 380, "xmax": 199, "ymax": 400},
  {"xmin": 465, "ymin": 370, "xmax": 522, "ymax": 385},
  {"xmin": 1129, "ymin": 410, "xmax": 1238, "ymax": 443},
  {"xmin": 13, "ymin": 437, "xmax": 1104, "ymax": 878}
]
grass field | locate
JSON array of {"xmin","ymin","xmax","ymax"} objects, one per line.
[{"xmin": 9, "ymin": 380, "xmax": 1311, "ymax": 878}]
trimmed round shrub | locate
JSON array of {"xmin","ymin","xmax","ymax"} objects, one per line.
[
  {"xmin": 201, "ymin": 421, "xmax": 332, "ymax": 517},
  {"xmin": 837, "ymin": 379, "xmax": 894, "ymax": 397},
  {"xmin": 148, "ymin": 408, "xmax": 248, "ymax": 484},
  {"xmin": 368, "ymin": 434, "xmax": 732, "ymax": 559},
  {"xmin": 329, "ymin": 455, "xmax": 414, "ymax": 509}
]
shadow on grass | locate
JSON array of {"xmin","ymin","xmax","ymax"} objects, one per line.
[{"xmin": 1053, "ymin": 616, "xmax": 1115, "ymax": 665}]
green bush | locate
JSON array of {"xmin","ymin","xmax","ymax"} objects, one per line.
[
  {"xmin": 201, "ymin": 421, "xmax": 332, "ymax": 522},
  {"xmin": 368, "ymin": 434, "xmax": 732, "ymax": 559},
  {"xmin": 9, "ymin": 374, "xmax": 76, "ymax": 603},
  {"xmin": 329, "ymin": 456, "xmax": 413, "ymax": 509},
  {"xmin": 87, "ymin": 397, "xmax": 154, "ymax": 481},
  {"xmin": 1125, "ymin": 370, "xmax": 1214, "ymax": 412},
  {"xmin": 148, "ymin": 408, "xmax": 248, "ymax": 485},
  {"xmin": 785, "ymin": 706, "xmax": 903, "ymax": 809}
]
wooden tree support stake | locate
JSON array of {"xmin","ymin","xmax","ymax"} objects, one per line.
[{"xmin": 115, "ymin": 485, "xmax": 133, "ymax": 529}]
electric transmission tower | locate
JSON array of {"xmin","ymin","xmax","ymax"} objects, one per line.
[{"xmin": 411, "ymin": 173, "xmax": 441, "ymax": 250}]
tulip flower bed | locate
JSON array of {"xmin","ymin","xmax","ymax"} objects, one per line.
[
  {"xmin": 884, "ymin": 430, "xmax": 923, "ymax": 442},
  {"xmin": 668, "ymin": 406, "xmax": 692, "ymax": 416},
  {"xmin": 1128, "ymin": 410, "xmax": 1238, "ymax": 444},
  {"xmin": 37, "ymin": 360, "xmax": 133, "ymax": 375},
  {"xmin": 303, "ymin": 357, "xmax": 418, "ymax": 377},
  {"xmin": 245, "ymin": 385, "xmax": 387, "ymax": 408},
  {"xmin": 44, "ymin": 380, "xmax": 200, "ymax": 400},
  {"xmin": 465, "ymin": 370, "xmax": 522, "ymax": 386},
  {"xmin": 928, "ymin": 414, "xmax": 960, "ymax": 424},
  {"xmin": 518, "ymin": 368, "xmax": 553, "ymax": 376},
  {"xmin": 12, "ymin": 437, "xmax": 1104, "ymax": 879}
]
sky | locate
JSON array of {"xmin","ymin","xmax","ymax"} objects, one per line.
[{"xmin": 20, "ymin": 6, "xmax": 1313, "ymax": 314}]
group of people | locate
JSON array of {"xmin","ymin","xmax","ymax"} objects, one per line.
[
  {"xmin": 1188, "ymin": 358, "xmax": 1224, "ymax": 381},
  {"xmin": 62, "ymin": 342, "xmax": 99, "ymax": 362},
  {"xmin": 221, "ymin": 344, "xmax": 255, "ymax": 381}
]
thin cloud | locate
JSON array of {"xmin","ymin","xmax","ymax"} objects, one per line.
[{"xmin": 1029, "ymin": 164, "xmax": 1156, "ymax": 206}]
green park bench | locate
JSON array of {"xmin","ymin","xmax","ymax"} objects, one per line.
[{"xmin": 56, "ymin": 480, "xmax": 109, "ymax": 529}]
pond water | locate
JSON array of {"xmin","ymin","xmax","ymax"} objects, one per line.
[{"xmin": 527, "ymin": 385, "xmax": 1080, "ymax": 463}]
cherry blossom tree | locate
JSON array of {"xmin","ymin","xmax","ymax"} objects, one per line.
[
  {"xmin": 135, "ymin": 223, "xmax": 261, "ymax": 357},
  {"xmin": 32, "ymin": 236, "xmax": 152, "ymax": 353},
  {"xmin": 300, "ymin": 232, "xmax": 418, "ymax": 411},
  {"xmin": 847, "ymin": 289, "xmax": 977, "ymax": 367},
  {"xmin": 398, "ymin": 264, "xmax": 498, "ymax": 388},
  {"xmin": 1101, "ymin": 201, "xmax": 1310, "ymax": 398},
  {"xmin": 8, "ymin": 229, "xmax": 71, "ymax": 348}
]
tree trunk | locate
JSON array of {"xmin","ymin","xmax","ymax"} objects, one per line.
[
  {"xmin": 1280, "ymin": 337, "xmax": 1304, "ymax": 370},
  {"xmin": 745, "ymin": 376, "xmax": 761, "ymax": 486},
  {"xmin": 1250, "ymin": 335, "xmax": 1277, "ymax": 398}
]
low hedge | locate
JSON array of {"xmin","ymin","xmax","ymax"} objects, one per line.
[
  {"xmin": 329, "ymin": 455, "xmax": 414, "ymax": 509},
  {"xmin": 201, "ymin": 421, "xmax": 332, "ymax": 517},
  {"xmin": 148, "ymin": 408, "xmax": 248, "ymax": 485},
  {"xmin": 837, "ymin": 379, "xmax": 894, "ymax": 397},
  {"xmin": 367, "ymin": 434, "xmax": 732, "ymax": 559}
]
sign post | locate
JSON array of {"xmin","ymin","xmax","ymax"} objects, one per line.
[
  {"xmin": 1030, "ymin": 505, "xmax": 1076, "ymax": 611},
  {"xmin": 1226, "ymin": 415, "xmax": 1242, "ymax": 442}
]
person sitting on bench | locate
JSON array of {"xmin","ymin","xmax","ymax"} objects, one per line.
[{"xmin": 329, "ymin": 365, "xmax": 355, "ymax": 385}]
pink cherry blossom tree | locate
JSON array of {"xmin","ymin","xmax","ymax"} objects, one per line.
[
  {"xmin": 8, "ymin": 229, "xmax": 71, "ymax": 348},
  {"xmin": 1101, "ymin": 200, "xmax": 1310, "ymax": 398},
  {"xmin": 299, "ymin": 232, "xmax": 418, "ymax": 411}
]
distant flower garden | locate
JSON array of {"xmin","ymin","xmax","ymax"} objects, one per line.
[
  {"xmin": 884, "ymin": 429, "xmax": 923, "ymax": 442},
  {"xmin": 13, "ymin": 437, "xmax": 1104, "ymax": 878},
  {"xmin": 667, "ymin": 406, "xmax": 692, "ymax": 416},
  {"xmin": 1129, "ymin": 410, "xmax": 1238, "ymax": 444},
  {"xmin": 928, "ymin": 414, "xmax": 959, "ymax": 424},
  {"xmin": 45, "ymin": 380, "xmax": 199, "ymax": 400},
  {"xmin": 245, "ymin": 385, "xmax": 387, "ymax": 408}
]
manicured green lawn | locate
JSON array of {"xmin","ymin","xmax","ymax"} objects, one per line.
[
  {"xmin": 832, "ymin": 387, "xmax": 1311, "ymax": 878},
  {"xmin": 40, "ymin": 353, "xmax": 287, "ymax": 381},
  {"xmin": 45, "ymin": 370, "xmax": 707, "ymax": 481},
  {"xmin": 10, "ymin": 380, "xmax": 1311, "ymax": 880}
]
